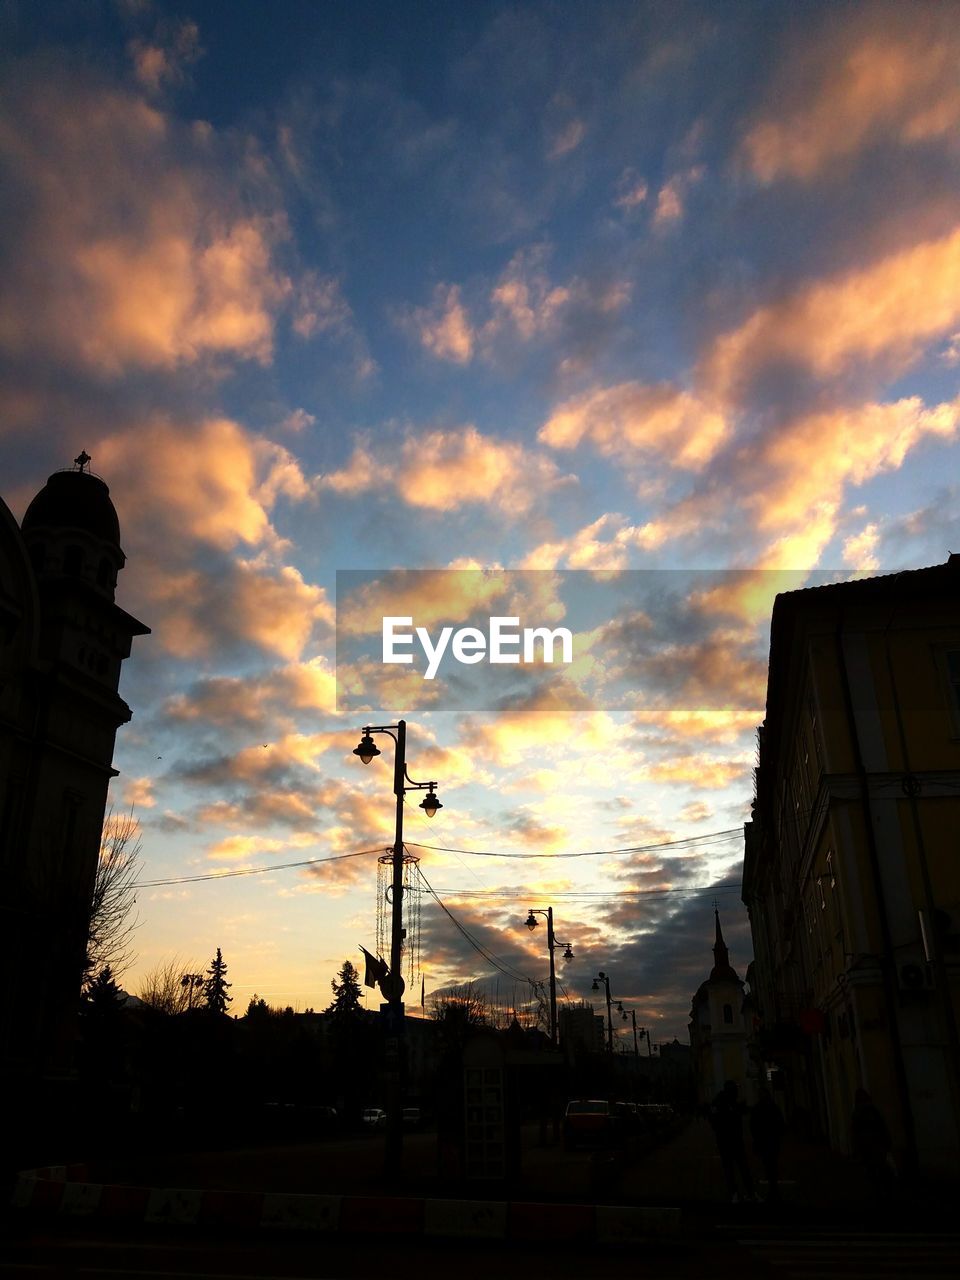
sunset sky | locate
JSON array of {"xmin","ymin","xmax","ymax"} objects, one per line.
[{"xmin": 3, "ymin": 0, "xmax": 960, "ymax": 1043}]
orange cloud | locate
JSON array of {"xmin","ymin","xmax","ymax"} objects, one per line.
[
  {"xmin": 748, "ymin": 393, "xmax": 960, "ymax": 568},
  {"xmin": 538, "ymin": 381, "xmax": 728, "ymax": 471},
  {"xmin": 402, "ymin": 283, "xmax": 475, "ymax": 363},
  {"xmin": 742, "ymin": 19, "xmax": 960, "ymax": 183},
  {"xmin": 322, "ymin": 426, "xmax": 575, "ymax": 516},
  {"xmin": 97, "ymin": 415, "xmax": 313, "ymax": 552},
  {"xmin": 0, "ymin": 68, "xmax": 292, "ymax": 376},
  {"xmin": 703, "ymin": 224, "xmax": 960, "ymax": 398},
  {"xmin": 645, "ymin": 755, "xmax": 750, "ymax": 789}
]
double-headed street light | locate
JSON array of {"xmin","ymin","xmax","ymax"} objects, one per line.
[
  {"xmin": 353, "ymin": 719, "xmax": 443, "ymax": 1175},
  {"xmin": 524, "ymin": 907, "xmax": 574, "ymax": 1046},
  {"xmin": 616, "ymin": 1003, "xmax": 652, "ymax": 1059},
  {"xmin": 591, "ymin": 971, "xmax": 614, "ymax": 1052}
]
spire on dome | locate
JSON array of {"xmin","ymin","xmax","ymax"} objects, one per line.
[{"xmin": 709, "ymin": 908, "xmax": 738, "ymax": 981}]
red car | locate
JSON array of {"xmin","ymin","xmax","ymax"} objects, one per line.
[{"xmin": 563, "ymin": 1099, "xmax": 623, "ymax": 1149}]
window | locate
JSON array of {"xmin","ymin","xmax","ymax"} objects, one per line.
[
  {"xmin": 63, "ymin": 545, "xmax": 83, "ymax": 576},
  {"xmin": 723, "ymin": 1003, "xmax": 734, "ymax": 1025}
]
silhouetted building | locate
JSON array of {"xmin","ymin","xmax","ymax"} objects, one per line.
[
  {"xmin": 559, "ymin": 1000, "xmax": 605, "ymax": 1056},
  {"xmin": 0, "ymin": 458, "xmax": 148, "ymax": 1096},
  {"xmin": 744, "ymin": 558, "xmax": 960, "ymax": 1174},
  {"xmin": 689, "ymin": 910, "xmax": 756, "ymax": 1104}
]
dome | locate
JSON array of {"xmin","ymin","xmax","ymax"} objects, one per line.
[{"xmin": 22, "ymin": 467, "xmax": 122, "ymax": 548}]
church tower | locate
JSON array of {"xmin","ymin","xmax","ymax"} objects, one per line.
[
  {"xmin": 1, "ymin": 453, "xmax": 148, "ymax": 1097},
  {"xmin": 689, "ymin": 909, "xmax": 756, "ymax": 1105}
]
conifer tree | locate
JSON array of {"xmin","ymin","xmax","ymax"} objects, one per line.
[
  {"xmin": 203, "ymin": 947, "xmax": 232, "ymax": 1015},
  {"xmin": 326, "ymin": 959, "xmax": 362, "ymax": 1019}
]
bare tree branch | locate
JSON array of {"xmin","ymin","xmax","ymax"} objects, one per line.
[
  {"xmin": 85, "ymin": 807, "xmax": 142, "ymax": 984},
  {"xmin": 137, "ymin": 956, "xmax": 205, "ymax": 1014}
]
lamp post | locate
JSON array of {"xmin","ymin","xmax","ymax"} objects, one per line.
[
  {"xmin": 591, "ymin": 971, "xmax": 614, "ymax": 1052},
  {"xmin": 618, "ymin": 1003, "xmax": 639, "ymax": 1059},
  {"xmin": 353, "ymin": 719, "xmax": 442, "ymax": 1176},
  {"xmin": 524, "ymin": 907, "xmax": 574, "ymax": 1045}
]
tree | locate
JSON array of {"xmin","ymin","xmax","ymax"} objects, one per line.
[
  {"xmin": 83, "ymin": 964, "xmax": 125, "ymax": 1016},
  {"xmin": 137, "ymin": 956, "xmax": 204, "ymax": 1014},
  {"xmin": 203, "ymin": 947, "xmax": 232, "ymax": 1016},
  {"xmin": 85, "ymin": 807, "xmax": 141, "ymax": 985},
  {"xmin": 245, "ymin": 994, "xmax": 272, "ymax": 1019},
  {"xmin": 431, "ymin": 981, "xmax": 488, "ymax": 1047},
  {"xmin": 326, "ymin": 960, "xmax": 362, "ymax": 1020}
]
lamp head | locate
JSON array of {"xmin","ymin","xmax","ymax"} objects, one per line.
[
  {"xmin": 591, "ymin": 979, "xmax": 599, "ymax": 992},
  {"xmin": 353, "ymin": 731, "xmax": 380, "ymax": 764},
  {"xmin": 562, "ymin": 944, "xmax": 574, "ymax": 962},
  {"xmin": 525, "ymin": 910, "xmax": 538, "ymax": 931},
  {"xmin": 419, "ymin": 788, "xmax": 442, "ymax": 818}
]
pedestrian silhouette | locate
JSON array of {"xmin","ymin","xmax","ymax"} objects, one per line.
[
  {"xmin": 709, "ymin": 1080, "xmax": 756, "ymax": 1202},
  {"xmin": 750, "ymin": 1086, "xmax": 785, "ymax": 1203},
  {"xmin": 851, "ymin": 1087, "xmax": 896, "ymax": 1201}
]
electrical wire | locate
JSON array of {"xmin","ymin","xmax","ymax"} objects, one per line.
[
  {"xmin": 136, "ymin": 846, "xmax": 385, "ymax": 887},
  {"xmin": 406, "ymin": 880, "xmax": 743, "ymax": 901},
  {"xmin": 404, "ymin": 828, "xmax": 743, "ymax": 859},
  {"xmin": 414, "ymin": 864, "xmax": 536, "ymax": 988},
  {"xmin": 135, "ymin": 824, "xmax": 747, "ymax": 888}
]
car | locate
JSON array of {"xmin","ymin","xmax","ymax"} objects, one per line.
[
  {"xmin": 563, "ymin": 1099, "xmax": 623, "ymax": 1149},
  {"xmin": 362, "ymin": 1107, "xmax": 387, "ymax": 1129}
]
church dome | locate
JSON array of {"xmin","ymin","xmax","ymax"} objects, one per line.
[{"xmin": 22, "ymin": 462, "xmax": 122, "ymax": 548}]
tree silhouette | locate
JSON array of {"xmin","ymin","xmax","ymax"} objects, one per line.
[
  {"xmin": 85, "ymin": 808, "xmax": 141, "ymax": 985},
  {"xmin": 137, "ymin": 955, "xmax": 204, "ymax": 1013},
  {"xmin": 83, "ymin": 964, "xmax": 125, "ymax": 1016},
  {"xmin": 326, "ymin": 959, "xmax": 362, "ymax": 1020},
  {"xmin": 203, "ymin": 947, "xmax": 232, "ymax": 1015}
]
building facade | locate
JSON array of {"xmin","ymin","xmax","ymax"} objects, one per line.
[
  {"xmin": 0, "ymin": 459, "xmax": 148, "ymax": 1096},
  {"xmin": 743, "ymin": 558, "xmax": 960, "ymax": 1174}
]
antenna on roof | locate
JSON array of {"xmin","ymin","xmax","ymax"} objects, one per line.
[{"xmin": 74, "ymin": 450, "xmax": 92, "ymax": 473}]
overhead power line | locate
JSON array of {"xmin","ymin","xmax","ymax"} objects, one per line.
[
  {"xmin": 136, "ymin": 846, "xmax": 383, "ymax": 887},
  {"xmin": 414, "ymin": 865, "xmax": 536, "ymax": 988},
  {"xmin": 135, "ymin": 824, "xmax": 745, "ymax": 889},
  {"xmin": 405, "ymin": 828, "xmax": 743, "ymax": 859}
]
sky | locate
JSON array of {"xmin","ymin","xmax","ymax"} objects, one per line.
[{"xmin": 3, "ymin": 0, "xmax": 960, "ymax": 1045}]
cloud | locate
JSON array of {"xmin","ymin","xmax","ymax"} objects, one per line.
[
  {"xmin": 747, "ymin": 393, "xmax": 960, "ymax": 568},
  {"xmin": 0, "ymin": 66, "xmax": 293, "ymax": 376},
  {"xmin": 97, "ymin": 415, "xmax": 313, "ymax": 552},
  {"xmin": 547, "ymin": 117, "xmax": 586, "ymax": 160},
  {"xmin": 128, "ymin": 18, "xmax": 203, "ymax": 95},
  {"xmin": 741, "ymin": 14, "xmax": 960, "ymax": 183},
  {"xmin": 92, "ymin": 415, "xmax": 330, "ymax": 658},
  {"xmin": 398, "ymin": 249, "xmax": 630, "ymax": 369},
  {"xmin": 842, "ymin": 523, "xmax": 881, "ymax": 572},
  {"xmin": 120, "ymin": 776, "xmax": 157, "ymax": 809},
  {"xmin": 703, "ymin": 224, "xmax": 960, "ymax": 399},
  {"xmin": 652, "ymin": 165, "xmax": 705, "ymax": 227},
  {"xmin": 400, "ymin": 284, "xmax": 475, "ymax": 364},
  {"xmin": 321, "ymin": 425, "xmax": 575, "ymax": 516},
  {"xmin": 291, "ymin": 272, "xmax": 375, "ymax": 377},
  {"xmin": 538, "ymin": 381, "xmax": 728, "ymax": 471},
  {"xmin": 614, "ymin": 168, "xmax": 648, "ymax": 211}
]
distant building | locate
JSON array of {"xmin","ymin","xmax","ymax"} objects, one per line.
[
  {"xmin": 0, "ymin": 458, "xmax": 148, "ymax": 1096},
  {"xmin": 744, "ymin": 558, "xmax": 960, "ymax": 1174},
  {"xmin": 559, "ymin": 1001, "xmax": 605, "ymax": 1056},
  {"xmin": 688, "ymin": 910, "xmax": 756, "ymax": 1105}
]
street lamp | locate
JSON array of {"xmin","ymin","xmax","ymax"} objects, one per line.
[
  {"xmin": 591, "ymin": 971, "xmax": 614, "ymax": 1052},
  {"xmin": 353, "ymin": 718, "xmax": 443, "ymax": 1175},
  {"xmin": 524, "ymin": 907, "xmax": 574, "ymax": 1046}
]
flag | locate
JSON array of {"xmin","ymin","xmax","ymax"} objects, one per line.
[{"xmin": 359, "ymin": 945, "xmax": 389, "ymax": 990}]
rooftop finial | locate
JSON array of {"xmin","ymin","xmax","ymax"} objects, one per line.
[{"xmin": 74, "ymin": 450, "xmax": 91, "ymax": 472}]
